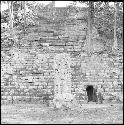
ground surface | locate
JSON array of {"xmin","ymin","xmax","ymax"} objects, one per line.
[{"xmin": 1, "ymin": 103, "xmax": 123, "ymax": 124}]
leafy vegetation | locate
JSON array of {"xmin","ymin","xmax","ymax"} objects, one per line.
[{"xmin": 1, "ymin": 1, "xmax": 123, "ymax": 49}]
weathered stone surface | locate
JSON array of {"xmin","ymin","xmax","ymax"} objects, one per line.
[{"xmin": 1, "ymin": 16, "xmax": 123, "ymax": 104}]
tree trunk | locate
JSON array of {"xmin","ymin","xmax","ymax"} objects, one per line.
[
  {"xmin": 112, "ymin": 2, "xmax": 118, "ymax": 50},
  {"xmin": 8, "ymin": 1, "xmax": 13, "ymax": 32},
  {"xmin": 21, "ymin": 1, "xmax": 23, "ymax": 10},
  {"xmin": 90, "ymin": 2, "xmax": 94, "ymax": 25},
  {"xmin": 8, "ymin": 1, "xmax": 18, "ymax": 46},
  {"xmin": 24, "ymin": 1, "xmax": 26, "ymax": 35},
  {"xmin": 87, "ymin": 1, "xmax": 94, "ymax": 54},
  {"xmin": 52, "ymin": 1, "xmax": 55, "ymax": 20}
]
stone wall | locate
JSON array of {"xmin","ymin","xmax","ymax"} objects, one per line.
[{"xmin": 1, "ymin": 17, "xmax": 123, "ymax": 104}]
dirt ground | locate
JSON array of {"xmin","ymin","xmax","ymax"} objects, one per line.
[{"xmin": 1, "ymin": 103, "xmax": 123, "ymax": 124}]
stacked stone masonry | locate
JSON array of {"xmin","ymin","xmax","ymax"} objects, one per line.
[{"xmin": 1, "ymin": 14, "xmax": 123, "ymax": 104}]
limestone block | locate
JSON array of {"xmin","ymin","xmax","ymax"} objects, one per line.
[
  {"xmin": 66, "ymin": 46, "xmax": 74, "ymax": 51},
  {"xmin": 38, "ymin": 85, "xmax": 43, "ymax": 89},
  {"xmin": 43, "ymin": 72, "xmax": 50, "ymax": 76},
  {"xmin": 109, "ymin": 88, "xmax": 115, "ymax": 92},
  {"xmin": 73, "ymin": 47, "xmax": 81, "ymax": 52},
  {"xmin": 114, "ymin": 88, "xmax": 121, "ymax": 92},
  {"xmin": 47, "ymin": 85, "xmax": 53, "ymax": 89},
  {"xmin": 2, "ymin": 96, "xmax": 7, "ymax": 100},
  {"xmin": 74, "ymin": 88, "xmax": 80, "ymax": 92},
  {"xmin": 7, "ymin": 96, "xmax": 12, "ymax": 100},
  {"xmin": 71, "ymin": 87, "xmax": 75, "ymax": 92},
  {"xmin": 112, "ymin": 79, "xmax": 118, "ymax": 85},
  {"xmin": 34, "ymin": 81, "xmax": 41, "ymax": 86},
  {"xmin": 73, "ymin": 44, "xmax": 81, "ymax": 50},
  {"xmin": 76, "ymin": 87, "xmax": 83, "ymax": 93},
  {"xmin": 54, "ymin": 47, "xmax": 64, "ymax": 52},
  {"xmin": 119, "ymin": 74, "xmax": 123, "ymax": 80},
  {"xmin": 66, "ymin": 42, "xmax": 74, "ymax": 46},
  {"xmin": 105, "ymin": 88, "xmax": 109, "ymax": 92}
]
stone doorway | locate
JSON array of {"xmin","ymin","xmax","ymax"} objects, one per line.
[{"xmin": 86, "ymin": 85, "xmax": 97, "ymax": 102}]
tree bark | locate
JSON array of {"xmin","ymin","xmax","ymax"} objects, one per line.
[
  {"xmin": 24, "ymin": 1, "xmax": 26, "ymax": 35},
  {"xmin": 112, "ymin": 2, "xmax": 118, "ymax": 51},
  {"xmin": 52, "ymin": 1, "xmax": 55, "ymax": 20},
  {"xmin": 8, "ymin": 1, "xmax": 13, "ymax": 32},
  {"xmin": 90, "ymin": 2, "xmax": 94, "ymax": 25},
  {"xmin": 87, "ymin": 1, "xmax": 94, "ymax": 54},
  {"xmin": 8, "ymin": 1, "xmax": 18, "ymax": 46}
]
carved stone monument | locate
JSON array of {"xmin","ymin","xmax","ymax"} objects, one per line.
[{"xmin": 53, "ymin": 53, "xmax": 74, "ymax": 108}]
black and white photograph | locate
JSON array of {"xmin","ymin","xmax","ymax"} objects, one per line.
[{"xmin": 1, "ymin": 1, "xmax": 123, "ymax": 124}]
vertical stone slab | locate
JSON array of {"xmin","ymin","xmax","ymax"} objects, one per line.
[{"xmin": 53, "ymin": 53, "xmax": 73, "ymax": 107}]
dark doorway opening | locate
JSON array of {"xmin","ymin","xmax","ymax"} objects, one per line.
[
  {"xmin": 86, "ymin": 85, "xmax": 93, "ymax": 102},
  {"xmin": 86, "ymin": 85, "xmax": 96, "ymax": 102}
]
